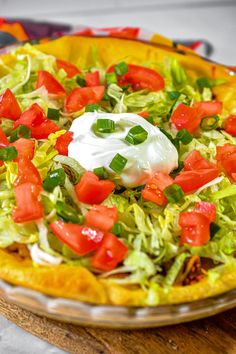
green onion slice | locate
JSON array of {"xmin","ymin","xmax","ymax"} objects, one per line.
[
  {"xmin": 55, "ymin": 201, "xmax": 83, "ymax": 224},
  {"xmin": 109, "ymin": 153, "xmax": 127, "ymax": 174},
  {"xmin": 43, "ymin": 168, "xmax": 66, "ymax": 192},
  {"xmin": 76, "ymin": 75, "xmax": 86, "ymax": 87},
  {"xmin": 96, "ymin": 119, "xmax": 115, "ymax": 133},
  {"xmin": 53, "ymin": 155, "xmax": 85, "ymax": 184},
  {"xmin": 125, "ymin": 125, "xmax": 148, "ymax": 145},
  {"xmin": 210, "ymin": 222, "xmax": 220, "ymax": 238},
  {"xmin": 0, "ymin": 146, "xmax": 18, "ymax": 161},
  {"xmin": 167, "ymin": 91, "xmax": 181, "ymax": 100},
  {"xmin": 112, "ymin": 223, "xmax": 122, "ymax": 236},
  {"xmin": 114, "ymin": 61, "xmax": 128, "ymax": 76},
  {"xmin": 105, "ymin": 72, "xmax": 117, "ymax": 85},
  {"xmin": 9, "ymin": 124, "xmax": 31, "ymax": 143},
  {"xmin": 47, "ymin": 108, "xmax": 60, "ymax": 120},
  {"xmin": 200, "ymin": 115, "xmax": 219, "ymax": 131},
  {"xmin": 85, "ymin": 104, "xmax": 100, "ymax": 112},
  {"xmin": 176, "ymin": 129, "xmax": 193, "ymax": 145},
  {"xmin": 163, "ymin": 184, "xmax": 184, "ymax": 203},
  {"xmin": 196, "ymin": 77, "xmax": 212, "ymax": 89},
  {"xmin": 93, "ymin": 166, "xmax": 108, "ymax": 180}
]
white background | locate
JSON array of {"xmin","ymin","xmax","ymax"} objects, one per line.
[{"xmin": 0, "ymin": 0, "xmax": 236, "ymax": 353}]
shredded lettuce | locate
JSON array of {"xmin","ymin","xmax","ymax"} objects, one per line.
[
  {"xmin": 0, "ymin": 217, "xmax": 38, "ymax": 247},
  {"xmin": 0, "ymin": 42, "xmax": 236, "ymax": 294}
]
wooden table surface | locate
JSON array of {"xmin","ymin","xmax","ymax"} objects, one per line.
[{"xmin": 0, "ymin": 297, "xmax": 236, "ymax": 354}]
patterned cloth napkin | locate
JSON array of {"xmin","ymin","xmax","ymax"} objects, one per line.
[{"xmin": 0, "ymin": 17, "xmax": 213, "ymax": 57}]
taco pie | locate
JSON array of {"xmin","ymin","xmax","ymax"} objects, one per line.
[{"xmin": 0, "ymin": 35, "xmax": 235, "ymax": 306}]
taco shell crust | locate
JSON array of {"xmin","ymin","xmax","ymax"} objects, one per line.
[{"xmin": 0, "ymin": 35, "xmax": 236, "ymax": 306}]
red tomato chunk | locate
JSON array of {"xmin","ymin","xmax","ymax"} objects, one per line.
[
  {"xmin": 13, "ymin": 183, "xmax": 43, "ymax": 223},
  {"xmin": 75, "ymin": 171, "xmax": 115, "ymax": 204},
  {"xmin": 179, "ymin": 211, "xmax": 210, "ymax": 246},
  {"xmin": 50, "ymin": 221, "xmax": 104, "ymax": 256},
  {"xmin": 141, "ymin": 172, "xmax": 174, "ymax": 206},
  {"xmin": 85, "ymin": 205, "xmax": 118, "ymax": 232},
  {"xmin": 92, "ymin": 233, "xmax": 128, "ymax": 271},
  {"xmin": 0, "ymin": 89, "xmax": 21, "ymax": 120}
]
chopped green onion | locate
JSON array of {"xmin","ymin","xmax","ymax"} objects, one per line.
[
  {"xmin": 54, "ymin": 155, "xmax": 85, "ymax": 185},
  {"xmin": 93, "ymin": 166, "xmax": 108, "ymax": 180},
  {"xmin": 96, "ymin": 119, "xmax": 115, "ymax": 133},
  {"xmin": 103, "ymin": 91, "xmax": 110, "ymax": 101},
  {"xmin": 176, "ymin": 129, "xmax": 193, "ymax": 145},
  {"xmin": 0, "ymin": 146, "xmax": 18, "ymax": 161},
  {"xmin": 200, "ymin": 115, "xmax": 219, "ymax": 131},
  {"xmin": 167, "ymin": 91, "xmax": 181, "ymax": 100},
  {"xmin": 135, "ymin": 184, "xmax": 145, "ymax": 192},
  {"xmin": 125, "ymin": 125, "xmax": 148, "ymax": 145},
  {"xmin": 163, "ymin": 184, "xmax": 184, "ymax": 203},
  {"xmin": 47, "ymin": 108, "xmax": 60, "ymax": 120},
  {"xmin": 76, "ymin": 75, "xmax": 86, "ymax": 87},
  {"xmin": 43, "ymin": 168, "xmax": 66, "ymax": 192},
  {"xmin": 210, "ymin": 222, "xmax": 220, "ymax": 238},
  {"xmin": 85, "ymin": 104, "xmax": 100, "ymax": 112},
  {"xmin": 9, "ymin": 124, "xmax": 31, "ymax": 143},
  {"xmin": 196, "ymin": 77, "xmax": 212, "ymax": 89},
  {"xmin": 114, "ymin": 61, "xmax": 128, "ymax": 76},
  {"xmin": 146, "ymin": 115, "xmax": 154, "ymax": 125},
  {"xmin": 55, "ymin": 201, "xmax": 83, "ymax": 224},
  {"xmin": 112, "ymin": 223, "xmax": 122, "ymax": 236},
  {"xmin": 109, "ymin": 153, "xmax": 127, "ymax": 174},
  {"xmin": 105, "ymin": 72, "xmax": 117, "ymax": 85}
]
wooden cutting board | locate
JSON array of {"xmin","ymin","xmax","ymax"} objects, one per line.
[{"xmin": 0, "ymin": 297, "xmax": 236, "ymax": 354}]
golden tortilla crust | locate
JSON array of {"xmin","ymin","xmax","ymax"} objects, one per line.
[
  {"xmin": 1, "ymin": 249, "xmax": 236, "ymax": 305},
  {"xmin": 0, "ymin": 36, "xmax": 235, "ymax": 306}
]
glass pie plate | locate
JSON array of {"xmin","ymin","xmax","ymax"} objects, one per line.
[{"xmin": 0, "ymin": 279, "xmax": 236, "ymax": 328}]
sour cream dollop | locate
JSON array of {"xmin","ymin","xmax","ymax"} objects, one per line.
[{"xmin": 68, "ymin": 112, "xmax": 178, "ymax": 187}]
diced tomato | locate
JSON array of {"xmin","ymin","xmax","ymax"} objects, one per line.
[
  {"xmin": 56, "ymin": 59, "xmax": 80, "ymax": 78},
  {"xmin": 193, "ymin": 100, "xmax": 222, "ymax": 119},
  {"xmin": 13, "ymin": 182, "xmax": 43, "ymax": 223},
  {"xmin": 0, "ymin": 89, "xmax": 21, "ymax": 121},
  {"xmin": 36, "ymin": 70, "xmax": 66, "ymax": 96},
  {"xmin": 55, "ymin": 131, "xmax": 73, "ymax": 156},
  {"xmin": 224, "ymin": 115, "xmax": 236, "ymax": 137},
  {"xmin": 14, "ymin": 103, "xmax": 59, "ymax": 139},
  {"xmin": 108, "ymin": 64, "xmax": 164, "ymax": 91},
  {"xmin": 75, "ymin": 171, "xmax": 115, "ymax": 204},
  {"xmin": 65, "ymin": 86, "xmax": 105, "ymax": 113},
  {"xmin": 139, "ymin": 111, "xmax": 149, "ymax": 118},
  {"xmin": 220, "ymin": 152, "xmax": 236, "ymax": 182},
  {"xmin": 171, "ymin": 104, "xmax": 201, "ymax": 133},
  {"xmin": 49, "ymin": 221, "xmax": 104, "ymax": 256},
  {"xmin": 179, "ymin": 211, "xmax": 210, "ymax": 246},
  {"xmin": 216, "ymin": 144, "xmax": 236, "ymax": 162},
  {"xmin": 85, "ymin": 205, "xmax": 118, "ymax": 232},
  {"xmin": 0, "ymin": 127, "xmax": 9, "ymax": 147},
  {"xmin": 11, "ymin": 138, "xmax": 35, "ymax": 160},
  {"xmin": 92, "ymin": 233, "xmax": 128, "ymax": 271},
  {"xmin": 85, "ymin": 71, "xmax": 100, "ymax": 87},
  {"xmin": 194, "ymin": 202, "xmax": 216, "ymax": 223},
  {"xmin": 141, "ymin": 172, "xmax": 174, "ymax": 205},
  {"xmin": 184, "ymin": 150, "xmax": 215, "ymax": 171},
  {"xmin": 33, "ymin": 119, "xmax": 59, "ymax": 139},
  {"xmin": 14, "ymin": 158, "xmax": 42, "ymax": 187},
  {"xmin": 175, "ymin": 168, "xmax": 219, "ymax": 193},
  {"xmin": 216, "ymin": 144, "xmax": 236, "ymax": 181}
]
